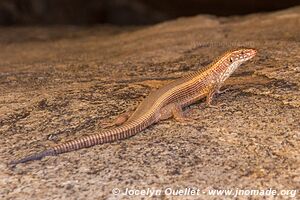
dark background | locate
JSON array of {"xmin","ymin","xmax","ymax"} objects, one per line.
[{"xmin": 0, "ymin": 0, "xmax": 299, "ymax": 25}]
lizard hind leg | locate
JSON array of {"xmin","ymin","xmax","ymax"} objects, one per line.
[
  {"xmin": 102, "ymin": 111, "xmax": 132, "ymax": 128},
  {"xmin": 159, "ymin": 103, "xmax": 194, "ymax": 124}
]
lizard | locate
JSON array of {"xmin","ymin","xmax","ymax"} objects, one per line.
[{"xmin": 10, "ymin": 48, "xmax": 257, "ymax": 166}]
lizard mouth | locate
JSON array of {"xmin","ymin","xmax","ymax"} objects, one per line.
[{"xmin": 243, "ymin": 48, "xmax": 257, "ymax": 60}]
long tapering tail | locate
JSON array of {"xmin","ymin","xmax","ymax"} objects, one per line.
[
  {"xmin": 9, "ymin": 149, "xmax": 56, "ymax": 166},
  {"xmin": 9, "ymin": 119, "xmax": 150, "ymax": 166}
]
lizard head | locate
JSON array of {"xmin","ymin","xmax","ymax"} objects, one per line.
[
  {"xmin": 227, "ymin": 48, "xmax": 257, "ymax": 63},
  {"xmin": 218, "ymin": 48, "xmax": 257, "ymax": 82}
]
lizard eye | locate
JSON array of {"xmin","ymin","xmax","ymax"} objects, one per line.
[{"xmin": 229, "ymin": 58, "xmax": 233, "ymax": 62}]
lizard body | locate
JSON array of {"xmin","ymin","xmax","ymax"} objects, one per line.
[{"xmin": 10, "ymin": 48, "xmax": 257, "ymax": 166}]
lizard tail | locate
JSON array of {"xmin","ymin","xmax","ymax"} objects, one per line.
[
  {"xmin": 9, "ymin": 149, "xmax": 56, "ymax": 167},
  {"xmin": 9, "ymin": 120, "xmax": 148, "ymax": 166}
]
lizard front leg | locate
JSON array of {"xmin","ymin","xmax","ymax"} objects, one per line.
[
  {"xmin": 206, "ymin": 84, "xmax": 227, "ymax": 108},
  {"xmin": 216, "ymin": 87, "xmax": 229, "ymax": 94},
  {"xmin": 206, "ymin": 85, "xmax": 218, "ymax": 108}
]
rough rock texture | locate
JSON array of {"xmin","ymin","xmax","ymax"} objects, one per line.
[{"xmin": 0, "ymin": 6, "xmax": 300, "ymax": 200}]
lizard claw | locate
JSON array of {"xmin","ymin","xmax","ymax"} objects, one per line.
[
  {"xmin": 207, "ymin": 103, "xmax": 226, "ymax": 108},
  {"xmin": 217, "ymin": 88, "xmax": 229, "ymax": 94}
]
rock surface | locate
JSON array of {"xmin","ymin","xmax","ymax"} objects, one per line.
[{"xmin": 0, "ymin": 6, "xmax": 300, "ymax": 200}]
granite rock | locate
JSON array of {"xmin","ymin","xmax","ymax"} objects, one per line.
[{"xmin": 0, "ymin": 6, "xmax": 299, "ymax": 200}]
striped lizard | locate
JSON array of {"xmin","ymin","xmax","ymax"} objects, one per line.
[{"xmin": 10, "ymin": 48, "xmax": 257, "ymax": 166}]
